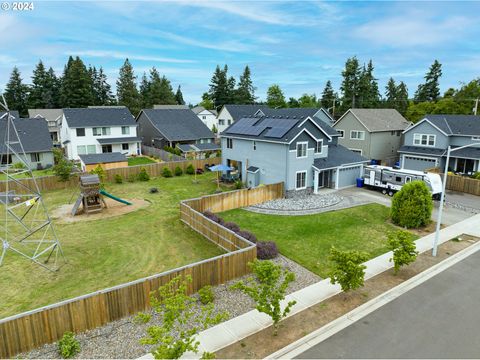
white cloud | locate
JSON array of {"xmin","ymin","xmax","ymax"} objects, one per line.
[{"xmin": 66, "ymin": 50, "xmax": 196, "ymax": 64}]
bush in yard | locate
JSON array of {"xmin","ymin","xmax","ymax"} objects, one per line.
[
  {"xmin": 237, "ymin": 230, "xmax": 257, "ymax": 243},
  {"xmin": 174, "ymin": 166, "xmax": 183, "ymax": 176},
  {"xmin": 114, "ymin": 174, "xmax": 123, "ymax": 184},
  {"xmin": 139, "ymin": 276, "xmax": 228, "ymax": 359},
  {"xmin": 203, "ymin": 210, "xmax": 215, "ymax": 219},
  {"xmin": 52, "ymin": 148, "xmax": 74, "ymax": 182},
  {"xmin": 198, "ymin": 285, "xmax": 214, "ymax": 304},
  {"xmin": 257, "ymin": 241, "xmax": 279, "ymax": 259},
  {"xmin": 224, "ymin": 221, "xmax": 240, "ymax": 233},
  {"xmin": 186, "ymin": 164, "xmax": 195, "ymax": 175},
  {"xmin": 328, "ymin": 247, "xmax": 369, "ymax": 292},
  {"xmin": 472, "ymin": 172, "xmax": 480, "ymax": 180},
  {"xmin": 387, "ymin": 230, "xmax": 419, "ymax": 273},
  {"xmin": 203, "ymin": 211, "xmax": 224, "ymax": 225},
  {"xmin": 58, "ymin": 331, "xmax": 80, "ymax": 359},
  {"xmin": 391, "ymin": 180, "xmax": 433, "ymax": 228},
  {"xmin": 12, "ymin": 162, "xmax": 26, "ymax": 169},
  {"xmin": 162, "ymin": 166, "xmax": 173, "ymax": 178},
  {"xmin": 90, "ymin": 165, "xmax": 106, "ymax": 186},
  {"xmin": 137, "ymin": 167, "xmax": 150, "ymax": 181},
  {"xmin": 231, "ymin": 260, "xmax": 296, "ymax": 335},
  {"xmin": 127, "ymin": 173, "xmax": 137, "ymax": 182},
  {"xmin": 234, "ymin": 180, "xmax": 243, "ymax": 189}
]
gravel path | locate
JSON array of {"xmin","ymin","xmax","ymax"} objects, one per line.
[{"xmin": 21, "ymin": 255, "xmax": 320, "ymax": 359}]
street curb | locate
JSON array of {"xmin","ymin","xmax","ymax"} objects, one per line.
[{"xmin": 266, "ymin": 239, "xmax": 480, "ymax": 359}]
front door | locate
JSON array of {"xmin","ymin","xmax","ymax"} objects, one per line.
[{"xmin": 318, "ymin": 170, "xmax": 332, "ymax": 188}]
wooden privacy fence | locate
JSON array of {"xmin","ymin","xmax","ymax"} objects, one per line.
[{"xmin": 445, "ymin": 174, "xmax": 480, "ymax": 196}]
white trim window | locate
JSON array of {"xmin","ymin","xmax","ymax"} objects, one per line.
[
  {"xmin": 472, "ymin": 136, "xmax": 480, "ymax": 141},
  {"xmin": 413, "ymin": 133, "xmax": 436, "ymax": 147},
  {"xmin": 350, "ymin": 130, "xmax": 365, "ymax": 140},
  {"xmin": 93, "ymin": 127, "xmax": 111, "ymax": 136},
  {"xmin": 295, "ymin": 171, "xmax": 307, "ymax": 190},
  {"xmin": 121, "ymin": 126, "xmax": 130, "ymax": 135},
  {"xmin": 226, "ymin": 138, "xmax": 233, "ymax": 149},
  {"xmin": 296, "ymin": 142, "xmax": 307, "ymax": 158},
  {"xmin": 315, "ymin": 140, "xmax": 323, "ymax": 154},
  {"xmin": 30, "ymin": 153, "xmax": 40, "ymax": 162},
  {"xmin": 337, "ymin": 130, "xmax": 344, "ymax": 138}
]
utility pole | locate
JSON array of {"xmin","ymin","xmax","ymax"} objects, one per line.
[{"xmin": 474, "ymin": 98, "xmax": 479, "ymax": 115}]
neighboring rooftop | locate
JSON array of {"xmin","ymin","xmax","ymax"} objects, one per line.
[
  {"xmin": 177, "ymin": 142, "xmax": 220, "ymax": 153},
  {"xmin": 422, "ymin": 114, "xmax": 480, "ymax": 136},
  {"xmin": 0, "ymin": 110, "xmax": 20, "ymax": 119},
  {"xmin": 313, "ymin": 144, "xmax": 368, "ymax": 170},
  {"xmin": 153, "ymin": 105, "xmax": 189, "ymax": 110},
  {"xmin": 28, "ymin": 109, "xmax": 63, "ymax": 122},
  {"xmin": 340, "ymin": 108, "xmax": 411, "ymax": 132},
  {"xmin": 140, "ymin": 109, "xmax": 214, "ymax": 141},
  {"xmin": 221, "ymin": 104, "xmax": 269, "ymax": 121},
  {"xmin": 256, "ymin": 107, "xmax": 322, "ymax": 119},
  {"xmin": 78, "ymin": 152, "xmax": 127, "ymax": 165},
  {"xmin": 192, "ymin": 106, "xmax": 215, "ymax": 115},
  {"xmin": 63, "ymin": 107, "xmax": 135, "ymax": 128},
  {"xmin": 0, "ymin": 118, "xmax": 53, "ymax": 154}
]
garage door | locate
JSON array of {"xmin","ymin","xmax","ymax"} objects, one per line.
[
  {"xmin": 403, "ymin": 156, "xmax": 437, "ymax": 171},
  {"xmin": 338, "ymin": 165, "xmax": 362, "ymax": 188}
]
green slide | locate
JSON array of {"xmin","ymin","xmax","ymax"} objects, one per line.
[{"xmin": 99, "ymin": 190, "xmax": 132, "ymax": 205}]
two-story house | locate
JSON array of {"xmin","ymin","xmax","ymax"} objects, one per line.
[
  {"xmin": 61, "ymin": 107, "xmax": 140, "ymax": 160},
  {"xmin": 399, "ymin": 114, "xmax": 480, "ymax": 173},
  {"xmin": 333, "ymin": 109, "xmax": 411, "ymax": 165},
  {"xmin": 216, "ymin": 104, "xmax": 269, "ymax": 134},
  {"xmin": 192, "ymin": 106, "xmax": 217, "ymax": 132},
  {"xmin": 28, "ymin": 109, "xmax": 63, "ymax": 146},
  {"xmin": 221, "ymin": 113, "xmax": 367, "ymax": 195}
]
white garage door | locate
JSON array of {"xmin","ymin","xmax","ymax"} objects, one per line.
[
  {"xmin": 403, "ymin": 156, "xmax": 437, "ymax": 171},
  {"xmin": 338, "ymin": 165, "xmax": 362, "ymax": 188}
]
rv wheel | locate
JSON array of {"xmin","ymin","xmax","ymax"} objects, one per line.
[
  {"xmin": 388, "ymin": 190, "xmax": 394, "ymax": 197},
  {"xmin": 381, "ymin": 189, "xmax": 387, "ymax": 195}
]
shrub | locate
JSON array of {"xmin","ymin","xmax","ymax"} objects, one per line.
[
  {"xmin": 328, "ymin": 247, "xmax": 369, "ymax": 292},
  {"xmin": 52, "ymin": 148, "xmax": 74, "ymax": 182},
  {"xmin": 237, "ymin": 230, "xmax": 257, "ymax": 243},
  {"xmin": 203, "ymin": 210, "xmax": 215, "ymax": 219},
  {"xmin": 12, "ymin": 162, "xmax": 26, "ymax": 169},
  {"xmin": 137, "ymin": 167, "xmax": 150, "ymax": 181},
  {"xmin": 198, "ymin": 285, "xmax": 214, "ymax": 304},
  {"xmin": 134, "ymin": 312, "xmax": 152, "ymax": 324},
  {"xmin": 162, "ymin": 167, "xmax": 173, "ymax": 178},
  {"xmin": 203, "ymin": 211, "xmax": 224, "ymax": 224},
  {"xmin": 224, "ymin": 221, "xmax": 240, "ymax": 233},
  {"xmin": 234, "ymin": 180, "xmax": 243, "ymax": 189},
  {"xmin": 127, "ymin": 173, "xmax": 137, "ymax": 183},
  {"xmin": 90, "ymin": 165, "xmax": 106, "ymax": 186},
  {"xmin": 391, "ymin": 180, "xmax": 433, "ymax": 228},
  {"xmin": 257, "ymin": 241, "xmax": 279, "ymax": 260},
  {"xmin": 114, "ymin": 174, "xmax": 123, "ymax": 184},
  {"xmin": 186, "ymin": 164, "xmax": 195, "ymax": 175},
  {"xmin": 387, "ymin": 230, "xmax": 419, "ymax": 273},
  {"xmin": 174, "ymin": 166, "xmax": 183, "ymax": 176},
  {"xmin": 58, "ymin": 331, "xmax": 80, "ymax": 359},
  {"xmin": 472, "ymin": 172, "xmax": 480, "ymax": 180},
  {"xmin": 231, "ymin": 260, "xmax": 296, "ymax": 335}
]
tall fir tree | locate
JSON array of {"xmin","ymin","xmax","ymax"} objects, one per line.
[
  {"xmin": 3, "ymin": 67, "xmax": 29, "ymax": 116},
  {"xmin": 235, "ymin": 65, "xmax": 255, "ymax": 104},
  {"xmin": 175, "ymin": 85, "xmax": 185, "ymax": 105},
  {"xmin": 320, "ymin": 80, "xmax": 335, "ymax": 109},
  {"xmin": 209, "ymin": 64, "xmax": 235, "ymax": 107},
  {"xmin": 116, "ymin": 58, "xmax": 141, "ymax": 115},
  {"xmin": 147, "ymin": 67, "xmax": 176, "ymax": 105},
  {"xmin": 414, "ymin": 60, "xmax": 442, "ymax": 102},
  {"xmin": 29, "ymin": 60, "xmax": 48, "ymax": 109},
  {"xmin": 139, "ymin": 72, "xmax": 150, "ymax": 108},
  {"xmin": 385, "ymin": 77, "xmax": 398, "ymax": 108},
  {"xmin": 43, "ymin": 67, "xmax": 61, "ymax": 108},
  {"xmin": 91, "ymin": 67, "xmax": 115, "ymax": 105},
  {"xmin": 357, "ymin": 60, "xmax": 380, "ymax": 108},
  {"xmin": 396, "ymin": 81, "xmax": 409, "ymax": 116},
  {"xmin": 339, "ymin": 56, "xmax": 361, "ymax": 113},
  {"xmin": 60, "ymin": 56, "xmax": 94, "ymax": 107},
  {"xmin": 266, "ymin": 84, "xmax": 286, "ymax": 108}
]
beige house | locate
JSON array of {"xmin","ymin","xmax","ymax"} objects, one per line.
[{"xmin": 333, "ymin": 109, "xmax": 411, "ymax": 165}]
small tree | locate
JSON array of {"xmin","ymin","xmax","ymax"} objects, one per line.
[
  {"xmin": 174, "ymin": 166, "xmax": 183, "ymax": 176},
  {"xmin": 52, "ymin": 148, "xmax": 74, "ymax": 182},
  {"xmin": 186, "ymin": 164, "xmax": 195, "ymax": 175},
  {"xmin": 137, "ymin": 167, "xmax": 150, "ymax": 181},
  {"xmin": 391, "ymin": 180, "xmax": 433, "ymax": 228},
  {"xmin": 162, "ymin": 166, "xmax": 173, "ymax": 178},
  {"xmin": 387, "ymin": 230, "xmax": 418, "ymax": 273},
  {"xmin": 140, "ymin": 276, "xmax": 228, "ymax": 359},
  {"xmin": 90, "ymin": 164, "xmax": 106, "ymax": 186},
  {"xmin": 58, "ymin": 331, "xmax": 80, "ymax": 359},
  {"xmin": 231, "ymin": 260, "xmax": 296, "ymax": 335},
  {"xmin": 328, "ymin": 247, "xmax": 369, "ymax": 292}
]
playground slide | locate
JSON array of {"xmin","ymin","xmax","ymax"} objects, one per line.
[{"xmin": 99, "ymin": 190, "xmax": 132, "ymax": 205}]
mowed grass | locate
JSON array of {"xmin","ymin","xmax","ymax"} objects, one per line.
[
  {"xmin": 127, "ymin": 156, "xmax": 157, "ymax": 166},
  {"xmin": 0, "ymin": 172, "xmax": 226, "ymax": 318},
  {"xmin": 220, "ymin": 204, "xmax": 417, "ymax": 277}
]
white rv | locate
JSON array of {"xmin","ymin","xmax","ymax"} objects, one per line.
[{"xmin": 363, "ymin": 165, "xmax": 443, "ymax": 199}]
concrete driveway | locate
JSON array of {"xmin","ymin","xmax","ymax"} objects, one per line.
[{"xmin": 296, "ymin": 248, "xmax": 480, "ymax": 359}]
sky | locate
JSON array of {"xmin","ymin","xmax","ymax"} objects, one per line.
[{"xmin": 0, "ymin": 0, "xmax": 479, "ymax": 105}]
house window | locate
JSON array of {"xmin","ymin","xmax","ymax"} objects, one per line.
[
  {"xmin": 77, "ymin": 145, "xmax": 87, "ymax": 155},
  {"xmin": 102, "ymin": 145, "xmax": 112, "ymax": 153},
  {"xmin": 228, "ymin": 120, "xmax": 232, "ymax": 125},
  {"xmin": 413, "ymin": 134, "xmax": 436, "ymax": 147},
  {"xmin": 405, "ymin": 176, "xmax": 412, "ymax": 183},
  {"xmin": 202, "ymin": 115, "xmax": 206, "ymax": 120},
  {"xmin": 122, "ymin": 143, "xmax": 129, "ymax": 151},
  {"xmin": 397, "ymin": 131, "xmax": 401, "ymax": 136},
  {"xmin": 315, "ymin": 140, "xmax": 323, "ymax": 154},
  {"xmin": 337, "ymin": 130, "xmax": 344, "ymax": 138},
  {"xmin": 391, "ymin": 131, "xmax": 395, "ymax": 136},
  {"xmin": 253, "ymin": 141, "xmax": 256, "ymax": 151},
  {"xmin": 219, "ymin": 119, "xmax": 225, "ymax": 125},
  {"xmin": 93, "ymin": 127, "xmax": 111, "ymax": 136},
  {"xmin": 226, "ymin": 138, "xmax": 233, "ymax": 149},
  {"xmin": 296, "ymin": 142, "xmax": 307, "ymax": 158},
  {"xmin": 121, "ymin": 126, "xmax": 130, "ymax": 135},
  {"xmin": 87, "ymin": 145, "xmax": 96, "ymax": 154},
  {"xmin": 1, "ymin": 154, "xmax": 12, "ymax": 164},
  {"xmin": 76, "ymin": 128, "xmax": 85, "ymax": 137},
  {"xmin": 395, "ymin": 176, "xmax": 402, "ymax": 182},
  {"xmin": 296, "ymin": 171, "xmax": 307, "ymax": 190},
  {"xmin": 30, "ymin": 153, "xmax": 40, "ymax": 162},
  {"xmin": 350, "ymin": 130, "xmax": 365, "ymax": 140}
]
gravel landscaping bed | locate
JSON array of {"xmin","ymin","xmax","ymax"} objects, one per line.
[{"xmin": 21, "ymin": 255, "xmax": 320, "ymax": 359}]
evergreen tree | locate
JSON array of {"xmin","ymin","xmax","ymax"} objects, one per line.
[
  {"xmin": 116, "ymin": 58, "xmax": 141, "ymax": 115},
  {"xmin": 139, "ymin": 72, "xmax": 150, "ymax": 108},
  {"xmin": 396, "ymin": 81, "xmax": 409, "ymax": 116},
  {"xmin": 357, "ymin": 60, "xmax": 380, "ymax": 108},
  {"xmin": 320, "ymin": 80, "xmax": 335, "ymax": 109},
  {"xmin": 414, "ymin": 60, "xmax": 442, "ymax": 102},
  {"xmin": 266, "ymin": 84, "xmax": 286, "ymax": 108},
  {"xmin": 28, "ymin": 60, "xmax": 48, "ymax": 109},
  {"xmin": 453, "ymin": 78, "xmax": 480, "ymax": 114},
  {"xmin": 91, "ymin": 67, "xmax": 115, "ymax": 105},
  {"xmin": 235, "ymin": 65, "xmax": 255, "ymax": 104},
  {"xmin": 147, "ymin": 67, "xmax": 176, "ymax": 105},
  {"xmin": 385, "ymin": 77, "xmax": 398, "ymax": 108},
  {"xmin": 3, "ymin": 67, "xmax": 29, "ymax": 116},
  {"xmin": 209, "ymin": 65, "xmax": 235, "ymax": 107},
  {"xmin": 60, "ymin": 56, "xmax": 94, "ymax": 107},
  {"xmin": 339, "ymin": 56, "xmax": 361, "ymax": 112},
  {"xmin": 175, "ymin": 85, "xmax": 185, "ymax": 105}
]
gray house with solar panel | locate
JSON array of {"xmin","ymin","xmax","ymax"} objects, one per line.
[{"xmin": 220, "ymin": 110, "xmax": 368, "ymax": 194}]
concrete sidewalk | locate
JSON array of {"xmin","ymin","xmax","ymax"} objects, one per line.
[{"xmin": 139, "ymin": 213, "xmax": 480, "ymax": 359}]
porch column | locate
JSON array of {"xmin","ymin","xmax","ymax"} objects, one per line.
[
  {"xmin": 314, "ymin": 170, "xmax": 319, "ymax": 194},
  {"xmin": 335, "ymin": 168, "xmax": 340, "ymax": 189}
]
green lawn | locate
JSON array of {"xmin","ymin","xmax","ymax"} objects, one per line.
[
  {"xmin": 128, "ymin": 156, "xmax": 157, "ymax": 166},
  {"xmin": 0, "ymin": 168, "xmax": 55, "ymax": 180},
  {"xmin": 220, "ymin": 204, "xmax": 417, "ymax": 277},
  {"xmin": 0, "ymin": 172, "xmax": 227, "ymax": 318}
]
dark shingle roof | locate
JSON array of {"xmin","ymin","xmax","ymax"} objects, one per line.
[
  {"xmin": 398, "ymin": 145, "xmax": 446, "ymax": 156},
  {"xmin": 257, "ymin": 107, "xmax": 320, "ymax": 119},
  {"xmin": 342, "ymin": 109, "xmax": 411, "ymax": 132},
  {"xmin": 177, "ymin": 142, "xmax": 220, "ymax": 153},
  {"xmin": 141, "ymin": 109, "xmax": 214, "ymax": 141},
  {"xmin": 313, "ymin": 145, "xmax": 368, "ymax": 170},
  {"xmin": 0, "ymin": 118, "xmax": 53, "ymax": 154},
  {"xmin": 0, "ymin": 111, "xmax": 20, "ymax": 119},
  {"xmin": 63, "ymin": 107, "xmax": 135, "ymax": 128},
  {"xmin": 223, "ymin": 104, "xmax": 269, "ymax": 121},
  {"xmin": 247, "ymin": 166, "xmax": 259, "ymax": 172},
  {"xmin": 96, "ymin": 137, "xmax": 141, "ymax": 144},
  {"xmin": 398, "ymin": 144, "xmax": 480, "ymax": 160},
  {"xmin": 79, "ymin": 152, "xmax": 127, "ymax": 165},
  {"xmin": 423, "ymin": 115, "xmax": 480, "ymax": 136}
]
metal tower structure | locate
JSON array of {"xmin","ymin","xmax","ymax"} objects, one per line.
[{"xmin": 0, "ymin": 96, "xmax": 65, "ymax": 271}]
